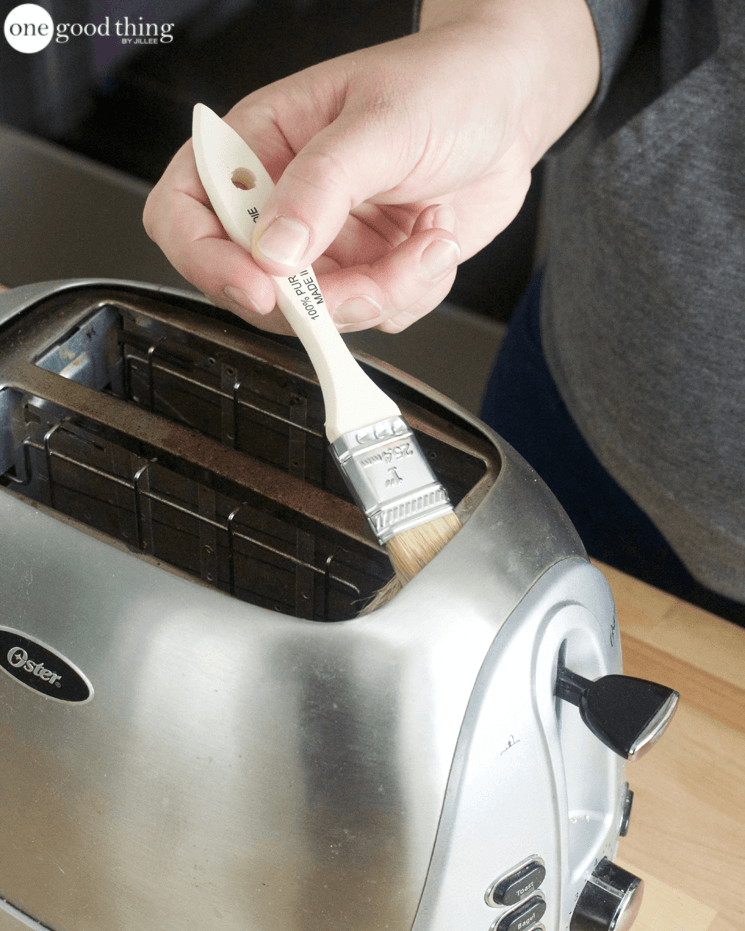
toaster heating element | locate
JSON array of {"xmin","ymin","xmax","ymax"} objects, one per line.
[{"xmin": 0, "ymin": 281, "xmax": 677, "ymax": 931}]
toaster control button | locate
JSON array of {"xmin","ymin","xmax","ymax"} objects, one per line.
[
  {"xmin": 619, "ymin": 784, "xmax": 634, "ymax": 837},
  {"xmin": 492, "ymin": 894, "xmax": 546, "ymax": 931},
  {"xmin": 570, "ymin": 858, "xmax": 643, "ymax": 931},
  {"xmin": 487, "ymin": 859, "xmax": 546, "ymax": 907}
]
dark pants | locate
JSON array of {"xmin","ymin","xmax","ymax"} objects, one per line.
[{"xmin": 480, "ymin": 275, "xmax": 744, "ymax": 625}]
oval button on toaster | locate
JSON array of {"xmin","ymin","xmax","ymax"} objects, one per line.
[
  {"xmin": 487, "ymin": 858, "xmax": 546, "ymax": 907},
  {"xmin": 492, "ymin": 895, "xmax": 546, "ymax": 931}
]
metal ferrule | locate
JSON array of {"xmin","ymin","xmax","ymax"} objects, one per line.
[{"xmin": 330, "ymin": 415, "xmax": 454, "ymax": 545}]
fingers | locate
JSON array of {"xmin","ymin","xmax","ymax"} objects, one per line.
[
  {"xmin": 215, "ymin": 210, "xmax": 461, "ymax": 335},
  {"xmin": 142, "ymin": 139, "xmax": 460, "ymax": 338},
  {"xmin": 317, "ymin": 208, "xmax": 462, "ymax": 333}
]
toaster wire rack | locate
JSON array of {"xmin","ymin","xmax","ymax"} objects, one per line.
[{"xmin": 0, "ymin": 286, "xmax": 495, "ymax": 621}]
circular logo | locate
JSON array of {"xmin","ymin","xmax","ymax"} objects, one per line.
[{"xmin": 4, "ymin": 3, "xmax": 54, "ymax": 53}]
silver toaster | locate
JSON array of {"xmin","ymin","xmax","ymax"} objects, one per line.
[{"xmin": 0, "ymin": 280, "xmax": 678, "ymax": 931}]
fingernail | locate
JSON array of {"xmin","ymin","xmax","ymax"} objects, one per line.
[
  {"xmin": 223, "ymin": 286, "xmax": 264, "ymax": 314},
  {"xmin": 335, "ymin": 296, "xmax": 382, "ymax": 324},
  {"xmin": 420, "ymin": 238, "xmax": 461, "ymax": 280},
  {"xmin": 256, "ymin": 216, "xmax": 310, "ymax": 266},
  {"xmin": 433, "ymin": 204, "xmax": 456, "ymax": 233}
]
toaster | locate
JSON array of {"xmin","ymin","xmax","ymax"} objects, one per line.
[{"xmin": 0, "ymin": 280, "xmax": 678, "ymax": 931}]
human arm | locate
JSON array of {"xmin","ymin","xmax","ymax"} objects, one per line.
[{"xmin": 143, "ymin": 0, "xmax": 599, "ymax": 334}]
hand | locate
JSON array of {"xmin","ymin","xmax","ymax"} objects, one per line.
[{"xmin": 144, "ymin": 0, "xmax": 598, "ymax": 335}]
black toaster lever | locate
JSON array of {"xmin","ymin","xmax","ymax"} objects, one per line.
[{"xmin": 555, "ymin": 665, "xmax": 679, "ymax": 760}]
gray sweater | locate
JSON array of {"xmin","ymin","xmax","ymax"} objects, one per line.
[{"xmin": 541, "ymin": 0, "xmax": 745, "ymax": 600}]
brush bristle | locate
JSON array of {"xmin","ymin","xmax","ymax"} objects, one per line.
[
  {"xmin": 358, "ymin": 511, "xmax": 462, "ymax": 614},
  {"xmin": 358, "ymin": 575, "xmax": 404, "ymax": 615},
  {"xmin": 386, "ymin": 511, "xmax": 462, "ymax": 584}
]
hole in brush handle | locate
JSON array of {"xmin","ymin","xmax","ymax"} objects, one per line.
[{"xmin": 231, "ymin": 167, "xmax": 257, "ymax": 191}]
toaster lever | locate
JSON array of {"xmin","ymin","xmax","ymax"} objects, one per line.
[{"xmin": 555, "ymin": 666, "xmax": 679, "ymax": 760}]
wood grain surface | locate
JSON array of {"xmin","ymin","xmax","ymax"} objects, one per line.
[{"xmin": 595, "ymin": 561, "xmax": 745, "ymax": 931}]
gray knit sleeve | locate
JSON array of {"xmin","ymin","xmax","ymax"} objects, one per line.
[
  {"xmin": 583, "ymin": 0, "xmax": 650, "ymax": 108},
  {"xmin": 412, "ymin": 0, "xmax": 422, "ymax": 32}
]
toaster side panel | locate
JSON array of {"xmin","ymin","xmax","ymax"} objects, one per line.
[{"xmin": 410, "ymin": 557, "xmax": 626, "ymax": 931}]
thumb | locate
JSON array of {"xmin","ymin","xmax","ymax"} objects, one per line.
[{"xmin": 250, "ymin": 111, "xmax": 416, "ymax": 275}]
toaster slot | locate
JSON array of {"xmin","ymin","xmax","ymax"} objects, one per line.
[
  {"xmin": 32, "ymin": 300, "xmax": 487, "ymax": 508},
  {"xmin": 1, "ymin": 288, "xmax": 496, "ymax": 620},
  {"xmin": 118, "ymin": 320, "xmax": 346, "ymax": 499},
  {"xmin": 0, "ymin": 393, "xmax": 381, "ymax": 620}
]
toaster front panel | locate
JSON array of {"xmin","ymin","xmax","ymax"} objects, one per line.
[{"xmin": 0, "ymin": 489, "xmax": 506, "ymax": 931}]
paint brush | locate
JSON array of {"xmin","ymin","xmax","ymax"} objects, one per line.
[{"xmin": 191, "ymin": 104, "xmax": 461, "ymax": 606}]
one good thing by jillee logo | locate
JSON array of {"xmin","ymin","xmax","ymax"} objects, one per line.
[{"xmin": 4, "ymin": 2, "xmax": 174, "ymax": 53}]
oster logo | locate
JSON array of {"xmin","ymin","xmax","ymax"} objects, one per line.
[{"xmin": 0, "ymin": 628, "xmax": 93, "ymax": 703}]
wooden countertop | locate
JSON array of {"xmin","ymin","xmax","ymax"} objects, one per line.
[
  {"xmin": 1, "ymin": 283, "xmax": 741, "ymax": 929},
  {"xmin": 595, "ymin": 561, "xmax": 745, "ymax": 931}
]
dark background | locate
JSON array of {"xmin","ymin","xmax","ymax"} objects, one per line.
[{"xmin": 0, "ymin": 0, "xmax": 540, "ymax": 321}]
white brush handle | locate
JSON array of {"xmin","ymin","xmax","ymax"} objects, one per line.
[{"xmin": 191, "ymin": 104, "xmax": 399, "ymax": 442}]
